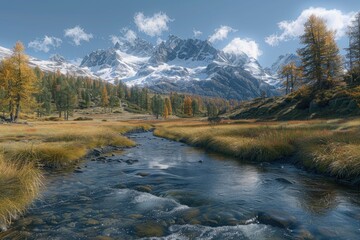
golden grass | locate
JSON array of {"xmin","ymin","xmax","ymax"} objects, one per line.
[
  {"xmin": 154, "ymin": 119, "xmax": 360, "ymax": 181},
  {"xmin": 0, "ymin": 155, "xmax": 42, "ymax": 230},
  {"xmin": 0, "ymin": 120, "xmax": 150, "ymax": 230}
]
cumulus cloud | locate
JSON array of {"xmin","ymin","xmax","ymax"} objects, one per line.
[
  {"xmin": 64, "ymin": 26, "xmax": 93, "ymax": 46},
  {"xmin": 208, "ymin": 25, "xmax": 237, "ymax": 43},
  {"xmin": 110, "ymin": 35, "xmax": 121, "ymax": 45},
  {"xmin": 193, "ymin": 29, "xmax": 203, "ymax": 38},
  {"xmin": 124, "ymin": 29, "xmax": 137, "ymax": 43},
  {"xmin": 110, "ymin": 29, "xmax": 137, "ymax": 46},
  {"xmin": 28, "ymin": 36, "xmax": 62, "ymax": 53},
  {"xmin": 223, "ymin": 37, "xmax": 262, "ymax": 59},
  {"xmin": 265, "ymin": 7, "xmax": 356, "ymax": 46},
  {"xmin": 134, "ymin": 12, "xmax": 172, "ymax": 37}
]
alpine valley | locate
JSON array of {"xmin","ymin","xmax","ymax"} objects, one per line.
[{"xmin": 0, "ymin": 36, "xmax": 301, "ymax": 100}]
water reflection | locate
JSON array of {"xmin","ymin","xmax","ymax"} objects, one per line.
[{"xmin": 2, "ymin": 132, "xmax": 360, "ymax": 240}]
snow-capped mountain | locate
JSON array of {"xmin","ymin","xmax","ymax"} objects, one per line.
[
  {"xmin": 80, "ymin": 38, "xmax": 153, "ymax": 80},
  {"xmin": 126, "ymin": 35, "xmax": 279, "ymax": 99},
  {"xmin": 268, "ymin": 53, "xmax": 301, "ymax": 75},
  {"xmin": 0, "ymin": 46, "xmax": 97, "ymax": 78},
  {"xmin": 1, "ymin": 36, "xmax": 284, "ymax": 100}
]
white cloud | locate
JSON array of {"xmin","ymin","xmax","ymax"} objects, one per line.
[
  {"xmin": 223, "ymin": 37, "xmax": 262, "ymax": 59},
  {"xmin": 134, "ymin": 12, "xmax": 172, "ymax": 37},
  {"xmin": 193, "ymin": 29, "xmax": 203, "ymax": 38},
  {"xmin": 156, "ymin": 38, "xmax": 164, "ymax": 45},
  {"xmin": 64, "ymin": 26, "xmax": 93, "ymax": 46},
  {"xmin": 208, "ymin": 25, "xmax": 237, "ymax": 43},
  {"xmin": 110, "ymin": 35, "xmax": 121, "ymax": 45},
  {"xmin": 265, "ymin": 7, "xmax": 356, "ymax": 46},
  {"xmin": 124, "ymin": 29, "xmax": 137, "ymax": 43},
  {"xmin": 110, "ymin": 29, "xmax": 137, "ymax": 46},
  {"xmin": 28, "ymin": 36, "xmax": 62, "ymax": 53}
]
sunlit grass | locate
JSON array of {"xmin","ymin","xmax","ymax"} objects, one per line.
[
  {"xmin": 0, "ymin": 120, "xmax": 150, "ymax": 229},
  {"xmin": 154, "ymin": 119, "xmax": 360, "ymax": 180},
  {"xmin": 0, "ymin": 155, "xmax": 42, "ymax": 230}
]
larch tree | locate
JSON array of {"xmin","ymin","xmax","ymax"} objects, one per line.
[
  {"xmin": 191, "ymin": 98, "xmax": 199, "ymax": 116},
  {"xmin": 0, "ymin": 42, "xmax": 37, "ymax": 122},
  {"xmin": 163, "ymin": 104, "xmax": 169, "ymax": 119},
  {"xmin": 346, "ymin": 12, "xmax": 360, "ymax": 85},
  {"xmin": 183, "ymin": 96, "xmax": 193, "ymax": 116},
  {"xmin": 164, "ymin": 98, "xmax": 172, "ymax": 116},
  {"xmin": 101, "ymin": 86, "xmax": 109, "ymax": 111},
  {"xmin": 280, "ymin": 62, "xmax": 302, "ymax": 94},
  {"xmin": 151, "ymin": 94, "xmax": 164, "ymax": 119},
  {"xmin": 297, "ymin": 15, "xmax": 343, "ymax": 90}
]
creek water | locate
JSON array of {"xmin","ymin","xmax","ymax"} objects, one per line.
[{"xmin": 2, "ymin": 132, "xmax": 360, "ymax": 239}]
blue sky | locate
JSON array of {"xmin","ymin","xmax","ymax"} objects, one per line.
[{"xmin": 0, "ymin": 0, "xmax": 359, "ymax": 67}]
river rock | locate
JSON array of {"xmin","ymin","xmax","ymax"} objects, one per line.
[
  {"xmin": 128, "ymin": 214, "xmax": 143, "ymax": 219},
  {"xmin": 85, "ymin": 219, "xmax": 100, "ymax": 226},
  {"xmin": 293, "ymin": 228, "xmax": 315, "ymax": 240},
  {"xmin": 125, "ymin": 159, "xmax": 139, "ymax": 165},
  {"xmin": 257, "ymin": 211, "xmax": 297, "ymax": 229},
  {"xmin": 136, "ymin": 172, "xmax": 150, "ymax": 177},
  {"xmin": 113, "ymin": 183, "xmax": 126, "ymax": 189},
  {"xmin": 275, "ymin": 177, "xmax": 293, "ymax": 184},
  {"xmin": 135, "ymin": 185, "xmax": 153, "ymax": 193},
  {"xmin": 135, "ymin": 222, "xmax": 164, "ymax": 237},
  {"xmin": 180, "ymin": 208, "xmax": 200, "ymax": 221},
  {"xmin": 67, "ymin": 222, "xmax": 76, "ymax": 228}
]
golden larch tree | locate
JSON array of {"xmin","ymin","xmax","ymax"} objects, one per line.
[
  {"xmin": 0, "ymin": 42, "xmax": 37, "ymax": 122},
  {"xmin": 183, "ymin": 96, "xmax": 193, "ymax": 116},
  {"xmin": 101, "ymin": 86, "xmax": 109, "ymax": 111}
]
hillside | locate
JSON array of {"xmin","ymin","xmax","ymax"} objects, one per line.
[{"xmin": 225, "ymin": 86, "xmax": 360, "ymax": 120}]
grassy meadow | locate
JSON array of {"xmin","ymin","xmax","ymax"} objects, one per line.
[
  {"xmin": 154, "ymin": 118, "xmax": 360, "ymax": 182},
  {"xmin": 0, "ymin": 120, "xmax": 151, "ymax": 230}
]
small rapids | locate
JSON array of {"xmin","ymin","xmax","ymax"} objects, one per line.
[{"xmin": 2, "ymin": 132, "xmax": 360, "ymax": 239}]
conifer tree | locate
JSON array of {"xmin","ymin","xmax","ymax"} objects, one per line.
[
  {"xmin": 0, "ymin": 42, "xmax": 37, "ymax": 121},
  {"xmin": 101, "ymin": 86, "xmax": 109, "ymax": 111},
  {"xmin": 164, "ymin": 98, "xmax": 172, "ymax": 116},
  {"xmin": 297, "ymin": 15, "xmax": 343, "ymax": 90},
  {"xmin": 346, "ymin": 12, "xmax": 360, "ymax": 84},
  {"xmin": 280, "ymin": 62, "xmax": 302, "ymax": 94},
  {"xmin": 191, "ymin": 98, "xmax": 199, "ymax": 116},
  {"xmin": 151, "ymin": 94, "xmax": 164, "ymax": 119},
  {"xmin": 184, "ymin": 96, "xmax": 193, "ymax": 116},
  {"xmin": 163, "ymin": 104, "xmax": 169, "ymax": 119}
]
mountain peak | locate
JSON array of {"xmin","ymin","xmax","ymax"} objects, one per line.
[
  {"xmin": 49, "ymin": 54, "xmax": 67, "ymax": 63},
  {"xmin": 270, "ymin": 53, "xmax": 301, "ymax": 75},
  {"xmin": 114, "ymin": 42, "xmax": 121, "ymax": 50},
  {"xmin": 150, "ymin": 35, "xmax": 218, "ymax": 64}
]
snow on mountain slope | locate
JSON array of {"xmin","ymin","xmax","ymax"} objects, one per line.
[
  {"xmin": 117, "ymin": 36, "xmax": 280, "ymax": 99},
  {"xmin": 0, "ymin": 46, "xmax": 97, "ymax": 78},
  {"xmin": 269, "ymin": 53, "xmax": 301, "ymax": 75},
  {"xmin": 80, "ymin": 38, "xmax": 152, "ymax": 81}
]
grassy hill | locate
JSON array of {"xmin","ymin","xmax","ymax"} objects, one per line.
[{"xmin": 225, "ymin": 86, "xmax": 360, "ymax": 120}]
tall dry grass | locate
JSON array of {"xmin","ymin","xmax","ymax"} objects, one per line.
[
  {"xmin": 154, "ymin": 119, "xmax": 360, "ymax": 181},
  {"xmin": 0, "ymin": 120, "xmax": 150, "ymax": 230},
  {"xmin": 0, "ymin": 155, "xmax": 42, "ymax": 231}
]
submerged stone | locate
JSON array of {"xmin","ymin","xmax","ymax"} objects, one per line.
[
  {"xmin": 135, "ymin": 185, "xmax": 153, "ymax": 193},
  {"xmin": 257, "ymin": 211, "xmax": 297, "ymax": 229},
  {"xmin": 135, "ymin": 222, "xmax": 164, "ymax": 237}
]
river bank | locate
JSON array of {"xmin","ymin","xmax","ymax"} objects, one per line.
[
  {"xmin": 0, "ymin": 120, "xmax": 150, "ymax": 231},
  {"xmin": 1, "ymin": 131, "xmax": 360, "ymax": 239},
  {"xmin": 154, "ymin": 118, "xmax": 360, "ymax": 186}
]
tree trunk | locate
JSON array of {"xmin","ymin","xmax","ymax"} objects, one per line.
[{"xmin": 14, "ymin": 102, "xmax": 20, "ymax": 122}]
